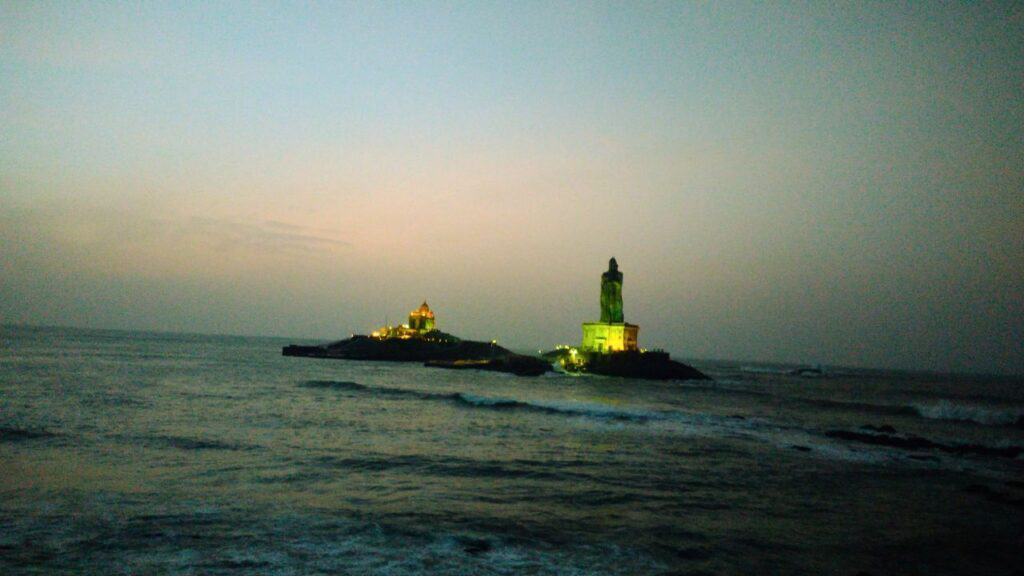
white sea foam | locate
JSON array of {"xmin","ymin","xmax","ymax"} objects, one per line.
[
  {"xmin": 911, "ymin": 400, "xmax": 1024, "ymax": 427},
  {"xmin": 456, "ymin": 391, "xmax": 788, "ymax": 448},
  {"xmin": 227, "ymin": 521, "xmax": 665, "ymax": 576},
  {"xmin": 739, "ymin": 365, "xmax": 792, "ymax": 375},
  {"xmin": 453, "ymin": 392, "xmax": 1018, "ymax": 470},
  {"xmin": 321, "ymin": 383, "xmax": 1020, "ymax": 472}
]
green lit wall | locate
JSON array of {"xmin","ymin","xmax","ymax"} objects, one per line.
[{"xmin": 581, "ymin": 323, "xmax": 639, "ymax": 353}]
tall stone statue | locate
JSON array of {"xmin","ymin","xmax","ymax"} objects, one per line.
[{"xmin": 600, "ymin": 257, "xmax": 624, "ymax": 323}]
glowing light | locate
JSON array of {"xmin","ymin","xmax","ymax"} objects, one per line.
[{"xmin": 370, "ymin": 302, "xmax": 438, "ymax": 340}]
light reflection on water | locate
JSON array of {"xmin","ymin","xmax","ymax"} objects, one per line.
[{"xmin": 1, "ymin": 325, "xmax": 1022, "ymax": 575}]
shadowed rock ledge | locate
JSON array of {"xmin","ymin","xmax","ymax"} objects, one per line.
[
  {"xmin": 542, "ymin": 349, "xmax": 710, "ymax": 381},
  {"xmin": 283, "ymin": 332, "xmax": 550, "ymax": 377}
]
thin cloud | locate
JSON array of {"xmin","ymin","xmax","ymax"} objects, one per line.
[{"xmin": 177, "ymin": 217, "xmax": 351, "ymax": 254}]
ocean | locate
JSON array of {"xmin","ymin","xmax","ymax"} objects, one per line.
[{"xmin": 1, "ymin": 325, "xmax": 1021, "ymax": 575}]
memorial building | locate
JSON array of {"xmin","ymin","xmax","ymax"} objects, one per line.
[{"xmin": 371, "ymin": 301, "xmax": 436, "ymax": 339}]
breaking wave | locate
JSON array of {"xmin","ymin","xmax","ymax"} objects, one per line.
[
  {"xmin": 825, "ymin": 428, "xmax": 1023, "ymax": 459},
  {"xmin": 301, "ymin": 381, "xmax": 666, "ymax": 422},
  {"xmin": 2, "ymin": 510, "xmax": 666, "ymax": 576},
  {"xmin": 691, "ymin": 389, "xmax": 1024, "ymax": 431},
  {"xmin": 910, "ymin": 401, "xmax": 1024, "ymax": 428},
  {"xmin": 298, "ymin": 380, "xmax": 1024, "ymax": 468},
  {"xmin": 452, "ymin": 393, "xmax": 663, "ymax": 422}
]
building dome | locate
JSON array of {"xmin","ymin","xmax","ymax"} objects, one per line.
[{"xmin": 414, "ymin": 301, "xmax": 434, "ymax": 318}]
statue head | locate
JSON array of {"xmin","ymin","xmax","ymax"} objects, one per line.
[{"xmin": 608, "ymin": 257, "xmax": 618, "ymax": 272}]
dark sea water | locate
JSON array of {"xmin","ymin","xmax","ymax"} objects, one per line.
[{"xmin": 1, "ymin": 325, "xmax": 1022, "ymax": 575}]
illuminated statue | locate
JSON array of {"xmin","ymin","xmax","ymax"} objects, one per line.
[
  {"xmin": 600, "ymin": 257, "xmax": 624, "ymax": 323},
  {"xmin": 581, "ymin": 258, "xmax": 638, "ymax": 353}
]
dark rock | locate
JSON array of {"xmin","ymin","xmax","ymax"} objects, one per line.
[
  {"xmin": 550, "ymin": 349, "xmax": 710, "ymax": 381},
  {"xmin": 425, "ymin": 355, "xmax": 550, "ymax": 377},
  {"xmin": 457, "ymin": 537, "xmax": 492, "ymax": 555},
  {"xmin": 825, "ymin": 429, "xmax": 1022, "ymax": 459},
  {"xmin": 284, "ymin": 333, "xmax": 550, "ymax": 377},
  {"xmin": 0, "ymin": 427, "xmax": 56, "ymax": 442},
  {"xmin": 860, "ymin": 424, "xmax": 897, "ymax": 434}
]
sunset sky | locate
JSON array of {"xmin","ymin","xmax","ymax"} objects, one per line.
[{"xmin": 2, "ymin": 2, "xmax": 1021, "ymax": 374}]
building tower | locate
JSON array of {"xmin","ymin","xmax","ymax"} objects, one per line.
[
  {"xmin": 581, "ymin": 258, "xmax": 639, "ymax": 353},
  {"xmin": 408, "ymin": 301, "xmax": 436, "ymax": 333}
]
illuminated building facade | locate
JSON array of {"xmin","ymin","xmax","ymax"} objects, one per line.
[
  {"xmin": 371, "ymin": 301, "xmax": 437, "ymax": 339},
  {"xmin": 408, "ymin": 301, "xmax": 435, "ymax": 332},
  {"xmin": 581, "ymin": 258, "xmax": 639, "ymax": 353}
]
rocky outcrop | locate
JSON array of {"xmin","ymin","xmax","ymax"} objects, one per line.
[
  {"xmin": 542, "ymin": 349, "xmax": 709, "ymax": 381},
  {"xmin": 584, "ymin": 350, "xmax": 709, "ymax": 381},
  {"xmin": 283, "ymin": 333, "xmax": 550, "ymax": 377},
  {"xmin": 424, "ymin": 355, "xmax": 550, "ymax": 377}
]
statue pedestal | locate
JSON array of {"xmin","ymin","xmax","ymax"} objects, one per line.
[{"xmin": 581, "ymin": 322, "xmax": 639, "ymax": 353}]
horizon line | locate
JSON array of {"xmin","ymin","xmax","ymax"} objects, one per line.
[{"xmin": 3, "ymin": 321, "xmax": 1020, "ymax": 380}]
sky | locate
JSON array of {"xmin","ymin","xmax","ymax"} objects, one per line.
[{"xmin": 1, "ymin": 2, "xmax": 1022, "ymax": 374}]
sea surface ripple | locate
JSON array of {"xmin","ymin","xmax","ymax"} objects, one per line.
[{"xmin": 1, "ymin": 325, "xmax": 1022, "ymax": 575}]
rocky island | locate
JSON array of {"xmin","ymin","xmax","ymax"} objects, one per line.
[
  {"xmin": 541, "ymin": 258, "xmax": 710, "ymax": 381},
  {"xmin": 284, "ymin": 260, "xmax": 707, "ymax": 381},
  {"xmin": 282, "ymin": 302, "xmax": 550, "ymax": 376}
]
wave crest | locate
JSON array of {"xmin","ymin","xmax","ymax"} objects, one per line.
[
  {"xmin": 911, "ymin": 401, "xmax": 1024, "ymax": 427},
  {"xmin": 298, "ymin": 381, "xmax": 663, "ymax": 422},
  {"xmin": 453, "ymin": 393, "xmax": 661, "ymax": 422}
]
